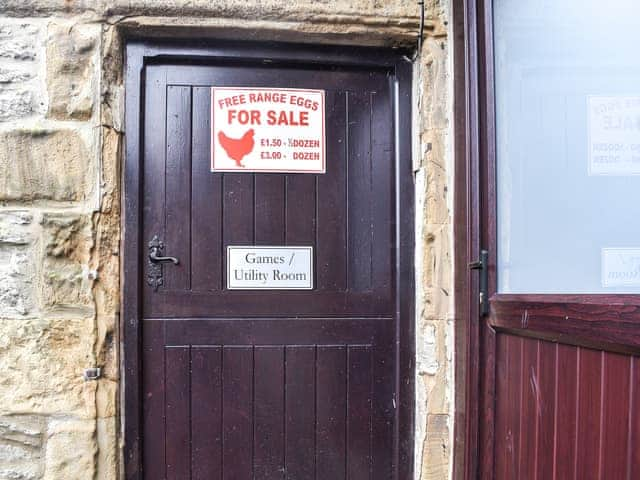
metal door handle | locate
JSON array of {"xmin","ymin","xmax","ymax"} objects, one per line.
[
  {"xmin": 148, "ymin": 235, "xmax": 179, "ymax": 265},
  {"xmin": 469, "ymin": 249, "xmax": 488, "ymax": 316},
  {"xmin": 149, "ymin": 249, "xmax": 179, "ymax": 265}
]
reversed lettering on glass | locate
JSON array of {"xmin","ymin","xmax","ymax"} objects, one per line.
[
  {"xmin": 601, "ymin": 248, "xmax": 640, "ymax": 287},
  {"xmin": 588, "ymin": 96, "xmax": 640, "ymax": 176}
]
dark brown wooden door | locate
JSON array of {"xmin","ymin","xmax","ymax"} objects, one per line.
[
  {"xmin": 123, "ymin": 42, "xmax": 414, "ymax": 480},
  {"xmin": 460, "ymin": 1, "xmax": 640, "ymax": 479}
]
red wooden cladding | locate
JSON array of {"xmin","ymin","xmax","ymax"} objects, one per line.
[{"xmin": 494, "ymin": 332, "xmax": 640, "ymax": 479}]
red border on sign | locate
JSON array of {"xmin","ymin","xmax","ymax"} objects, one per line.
[{"xmin": 210, "ymin": 87, "xmax": 326, "ymax": 174}]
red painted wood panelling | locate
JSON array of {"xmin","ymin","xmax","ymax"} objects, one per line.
[{"xmin": 494, "ymin": 333, "xmax": 639, "ymax": 479}]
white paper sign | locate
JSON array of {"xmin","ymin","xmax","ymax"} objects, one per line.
[
  {"xmin": 588, "ymin": 96, "xmax": 640, "ymax": 175},
  {"xmin": 211, "ymin": 87, "xmax": 325, "ymax": 173},
  {"xmin": 601, "ymin": 248, "xmax": 640, "ymax": 287},
  {"xmin": 227, "ymin": 246, "xmax": 313, "ymax": 290}
]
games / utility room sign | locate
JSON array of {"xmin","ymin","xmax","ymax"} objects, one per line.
[
  {"xmin": 211, "ymin": 87, "xmax": 325, "ymax": 173},
  {"xmin": 227, "ymin": 246, "xmax": 314, "ymax": 290}
]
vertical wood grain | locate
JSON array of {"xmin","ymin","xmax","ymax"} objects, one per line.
[
  {"xmin": 191, "ymin": 346, "xmax": 222, "ymax": 480},
  {"xmin": 222, "ymin": 346, "xmax": 253, "ymax": 479},
  {"xmin": 347, "ymin": 346, "xmax": 373, "ymax": 480},
  {"xmin": 575, "ymin": 348, "xmax": 603, "ymax": 480},
  {"xmin": 255, "ymin": 175, "xmax": 286, "ymax": 245},
  {"xmin": 165, "ymin": 346, "xmax": 191, "ymax": 480},
  {"xmin": 253, "ymin": 346, "xmax": 285, "ymax": 479},
  {"xmin": 191, "ymin": 87, "xmax": 222, "ymax": 291},
  {"xmin": 554, "ymin": 344, "xmax": 578, "ymax": 480},
  {"xmin": 601, "ymin": 353, "xmax": 630, "ymax": 479},
  {"xmin": 316, "ymin": 346, "xmax": 347, "ymax": 479},
  {"xmin": 317, "ymin": 90, "xmax": 347, "ymax": 291},
  {"xmin": 165, "ymin": 85, "xmax": 192, "ymax": 290},
  {"xmin": 346, "ymin": 90, "xmax": 373, "ymax": 292}
]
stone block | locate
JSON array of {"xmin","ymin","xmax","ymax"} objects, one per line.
[
  {"xmin": 0, "ymin": 23, "xmax": 39, "ymax": 61},
  {"xmin": 419, "ymin": 414, "xmax": 450, "ymax": 480},
  {"xmin": 46, "ymin": 23, "xmax": 99, "ymax": 120},
  {"xmin": 0, "ymin": 415, "xmax": 45, "ymax": 480},
  {"xmin": 40, "ymin": 213, "xmax": 93, "ymax": 313},
  {"xmin": 0, "ymin": 317, "xmax": 96, "ymax": 419},
  {"xmin": 96, "ymin": 417, "xmax": 117, "ymax": 480},
  {"xmin": 44, "ymin": 419, "xmax": 96, "ymax": 480},
  {"xmin": 0, "ymin": 211, "xmax": 34, "ymax": 246},
  {"xmin": 0, "ymin": 22, "xmax": 44, "ymax": 122},
  {"xmin": 0, "ymin": 244, "xmax": 35, "ymax": 318},
  {"xmin": 0, "ymin": 89, "xmax": 36, "ymax": 122},
  {"xmin": 0, "ymin": 129, "xmax": 93, "ymax": 202}
]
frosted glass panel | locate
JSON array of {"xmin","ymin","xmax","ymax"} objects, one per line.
[{"xmin": 494, "ymin": 0, "xmax": 640, "ymax": 293}]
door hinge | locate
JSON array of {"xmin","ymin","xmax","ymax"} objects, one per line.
[{"xmin": 469, "ymin": 249, "xmax": 489, "ymax": 316}]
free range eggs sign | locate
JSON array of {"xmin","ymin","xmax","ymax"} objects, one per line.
[{"xmin": 211, "ymin": 87, "xmax": 325, "ymax": 173}]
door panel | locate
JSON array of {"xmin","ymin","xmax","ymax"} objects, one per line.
[
  {"xmin": 494, "ymin": 335, "xmax": 640, "ymax": 478},
  {"xmin": 465, "ymin": 1, "xmax": 640, "ymax": 479},
  {"xmin": 130, "ymin": 45, "xmax": 412, "ymax": 480},
  {"xmin": 143, "ymin": 65, "xmax": 394, "ymax": 317}
]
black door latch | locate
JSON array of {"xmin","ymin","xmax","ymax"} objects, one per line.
[
  {"xmin": 147, "ymin": 235, "xmax": 179, "ymax": 291},
  {"xmin": 469, "ymin": 249, "xmax": 489, "ymax": 316}
]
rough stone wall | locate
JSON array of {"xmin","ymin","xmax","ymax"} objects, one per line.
[
  {"xmin": 413, "ymin": 3, "xmax": 454, "ymax": 477},
  {"xmin": 0, "ymin": 2, "xmax": 453, "ymax": 479}
]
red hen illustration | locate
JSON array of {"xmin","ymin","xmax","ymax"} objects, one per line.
[{"xmin": 218, "ymin": 128, "xmax": 255, "ymax": 167}]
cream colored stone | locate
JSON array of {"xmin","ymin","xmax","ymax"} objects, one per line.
[
  {"xmin": 0, "ymin": 317, "xmax": 96, "ymax": 419},
  {"xmin": 96, "ymin": 417, "xmax": 117, "ymax": 480},
  {"xmin": 0, "ymin": 21, "xmax": 45, "ymax": 122},
  {"xmin": 41, "ymin": 213, "xmax": 91, "ymax": 263},
  {"xmin": 44, "ymin": 419, "xmax": 96, "ymax": 480},
  {"xmin": 419, "ymin": 414, "xmax": 450, "ymax": 480},
  {"xmin": 0, "ymin": 246, "xmax": 36, "ymax": 318},
  {"xmin": 40, "ymin": 213, "xmax": 94, "ymax": 313},
  {"xmin": 421, "ymin": 131, "xmax": 450, "ymax": 225},
  {"xmin": 0, "ymin": 415, "xmax": 45, "ymax": 480},
  {"xmin": 416, "ymin": 321, "xmax": 451, "ymax": 415},
  {"xmin": 0, "ymin": 129, "xmax": 93, "ymax": 202},
  {"xmin": 0, "ymin": 211, "xmax": 37, "ymax": 318},
  {"xmin": 46, "ymin": 22, "xmax": 99, "ymax": 120},
  {"xmin": 95, "ymin": 379, "xmax": 117, "ymax": 418}
]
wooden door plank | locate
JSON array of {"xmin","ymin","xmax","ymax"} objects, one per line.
[
  {"xmin": 518, "ymin": 338, "xmax": 539, "ymax": 479},
  {"xmin": 554, "ymin": 344, "xmax": 578, "ymax": 479},
  {"xmin": 142, "ymin": 66, "xmax": 167, "ymax": 292},
  {"xmin": 575, "ymin": 348, "xmax": 603, "ymax": 479},
  {"xmin": 601, "ymin": 353, "xmax": 631, "ymax": 479},
  {"xmin": 494, "ymin": 334, "xmax": 521, "ymax": 479},
  {"xmin": 255, "ymin": 175, "xmax": 286, "ymax": 245},
  {"xmin": 346, "ymin": 90, "xmax": 373, "ymax": 292},
  {"xmin": 223, "ymin": 174, "xmax": 255, "ymax": 245},
  {"xmin": 222, "ymin": 346, "xmax": 253, "ymax": 479},
  {"xmin": 284, "ymin": 346, "xmax": 316, "ymax": 479},
  {"xmin": 535, "ymin": 341, "xmax": 557, "ymax": 480},
  {"xmin": 285, "ymin": 175, "xmax": 316, "ymax": 245},
  {"xmin": 347, "ymin": 346, "xmax": 373, "ymax": 480},
  {"xmin": 253, "ymin": 346, "xmax": 285, "ymax": 479},
  {"xmin": 165, "ymin": 85, "xmax": 192, "ymax": 290},
  {"xmin": 165, "ymin": 346, "xmax": 191, "ymax": 480},
  {"xmin": 191, "ymin": 87, "xmax": 223, "ymax": 291},
  {"xmin": 142, "ymin": 321, "xmax": 166, "ymax": 479},
  {"xmin": 316, "ymin": 346, "xmax": 347, "ymax": 480},
  {"xmin": 370, "ymin": 89, "xmax": 393, "ymax": 295},
  {"xmin": 191, "ymin": 346, "xmax": 223, "ymax": 480},
  {"xmin": 628, "ymin": 357, "xmax": 640, "ymax": 478},
  {"xmin": 317, "ymin": 90, "xmax": 347, "ymax": 291}
]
